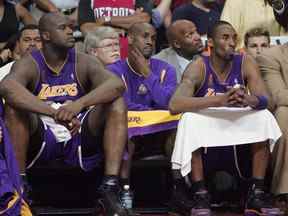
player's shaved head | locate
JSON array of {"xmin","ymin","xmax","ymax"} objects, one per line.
[
  {"xmin": 39, "ymin": 12, "xmax": 66, "ymax": 33},
  {"xmin": 38, "ymin": 12, "xmax": 75, "ymax": 48},
  {"xmin": 167, "ymin": 20, "xmax": 196, "ymax": 44},
  {"xmin": 128, "ymin": 22, "xmax": 154, "ymax": 36}
]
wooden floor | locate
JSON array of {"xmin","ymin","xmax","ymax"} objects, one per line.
[
  {"xmin": 33, "ymin": 207, "xmax": 244, "ymax": 216},
  {"xmin": 137, "ymin": 213, "xmax": 240, "ymax": 216}
]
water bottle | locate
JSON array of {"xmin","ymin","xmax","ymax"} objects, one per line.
[{"xmin": 121, "ymin": 185, "xmax": 133, "ymax": 209}]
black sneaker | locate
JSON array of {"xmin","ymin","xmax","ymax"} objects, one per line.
[
  {"xmin": 190, "ymin": 190, "xmax": 212, "ymax": 216},
  {"xmin": 168, "ymin": 185, "xmax": 194, "ymax": 216},
  {"xmin": 245, "ymin": 188, "xmax": 283, "ymax": 216},
  {"xmin": 96, "ymin": 183, "xmax": 129, "ymax": 216}
]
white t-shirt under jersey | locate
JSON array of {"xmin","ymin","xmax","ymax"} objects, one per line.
[{"xmin": 0, "ymin": 61, "xmax": 14, "ymax": 81}]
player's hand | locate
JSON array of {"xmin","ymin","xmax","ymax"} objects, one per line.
[
  {"xmin": 0, "ymin": 49, "xmax": 11, "ymax": 63},
  {"xmin": 128, "ymin": 47, "xmax": 150, "ymax": 77},
  {"xmin": 241, "ymin": 94, "xmax": 259, "ymax": 108},
  {"xmin": 67, "ymin": 117, "xmax": 81, "ymax": 136},
  {"xmin": 54, "ymin": 101, "xmax": 83, "ymax": 135},
  {"xmin": 226, "ymin": 87, "xmax": 247, "ymax": 107},
  {"xmin": 54, "ymin": 101, "xmax": 83, "ymax": 122},
  {"xmin": 217, "ymin": 87, "xmax": 241, "ymax": 107}
]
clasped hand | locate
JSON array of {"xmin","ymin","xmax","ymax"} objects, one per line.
[
  {"xmin": 53, "ymin": 101, "xmax": 83, "ymax": 135},
  {"xmin": 218, "ymin": 87, "xmax": 257, "ymax": 108}
]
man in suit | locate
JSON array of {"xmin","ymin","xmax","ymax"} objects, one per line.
[
  {"xmin": 244, "ymin": 27, "xmax": 271, "ymax": 59},
  {"xmin": 257, "ymin": 41, "xmax": 288, "ymax": 210},
  {"xmin": 153, "ymin": 19, "xmax": 204, "ymax": 82}
]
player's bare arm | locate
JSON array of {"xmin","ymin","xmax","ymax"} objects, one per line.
[
  {"xmin": 169, "ymin": 58, "xmax": 239, "ymax": 114},
  {"xmin": 54, "ymin": 53, "xmax": 125, "ymax": 122},
  {"xmin": 77, "ymin": 53, "xmax": 125, "ymax": 106},
  {"xmin": 0, "ymin": 56, "xmax": 56, "ymax": 117}
]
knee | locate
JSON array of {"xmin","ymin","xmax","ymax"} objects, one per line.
[
  {"xmin": 4, "ymin": 105, "xmax": 22, "ymax": 122},
  {"xmin": 110, "ymin": 97, "xmax": 127, "ymax": 117},
  {"xmin": 251, "ymin": 141, "xmax": 269, "ymax": 153}
]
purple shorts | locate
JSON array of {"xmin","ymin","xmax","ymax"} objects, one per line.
[{"xmin": 26, "ymin": 110, "xmax": 103, "ymax": 171}]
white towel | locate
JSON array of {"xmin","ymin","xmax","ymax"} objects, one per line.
[
  {"xmin": 40, "ymin": 103, "xmax": 72, "ymax": 143},
  {"xmin": 171, "ymin": 107, "xmax": 282, "ymax": 177}
]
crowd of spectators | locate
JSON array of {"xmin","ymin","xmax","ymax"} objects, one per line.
[{"xmin": 1, "ymin": 0, "xmax": 288, "ymax": 215}]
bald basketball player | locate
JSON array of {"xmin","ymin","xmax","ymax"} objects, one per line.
[{"xmin": 0, "ymin": 13, "xmax": 130, "ymax": 216}]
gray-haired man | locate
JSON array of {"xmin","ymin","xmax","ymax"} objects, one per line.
[{"xmin": 84, "ymin": 26, "xmax": 121, "ymax": 65}]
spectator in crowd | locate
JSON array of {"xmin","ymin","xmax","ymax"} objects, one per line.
[
  {"xmin": 151, "ymin": 0, "xmax": 173, "ymax": 28},
  {"xmin": 168, "ymin": 21, "xmax": 281, "ymax": 216},
  {"xmin": 84, "ymin": 26, "xmax": 120, "ymax": 66},
  {"xmin": 221, "ymin": 0, "xmax": 287, "ymax": 48},
  {"xmin": 78, "ymin": 0, "xmax": 152, "ymax": 58},
  {"xmin": 0, "ymin": 13, "xmax": 129, "ymax": 215},
  {"xmin": 0, "ymin": 0, "xmax": 36, "ymax": 49},
  {"xmin": 154, "ymin": 19, "xmax": 204, "ymax": 82},
  {"xmin": 267, "ymin": 0, "xmax": 288, "ymax": 30},
  {"xmin": 257, "ymin": 33, "xmax": 288, "ymax": 213},
  {"xmin": 170, "ymin": 0, "xmax": 190, "ymax": 11},
  {"xmin": 0, "ymin": 25, "xmax": 42, "ymax": 80},
  {"xmin": 172, "ymin": 0, "xmax": 221, "ymax": 36},
  {"xmin": 244, "ymin": 27, "xmax": 271, "ymax": 59},
  {"xmin": 152, "ymin": 0, "xmax": 173, "ymax": 52},
  {"xmin": 107, "ymin": 22, "xmax": 177, "ymax": 208}
]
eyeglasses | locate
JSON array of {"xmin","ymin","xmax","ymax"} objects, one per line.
[{"xmin": 96, "ymin": 42, "xmax": 120, "ymax": 51}]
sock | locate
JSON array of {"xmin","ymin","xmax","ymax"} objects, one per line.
[
  {"xmin": 251, "ymin": 177, "xmax": 265, "ymax": 191},
  {"xmin": 191, "ymin": 180, "xmax": 206, "ymax": 193},
  {"xmin": 102, "ymin": 175, "xmax": 119, "ymax": 187}
]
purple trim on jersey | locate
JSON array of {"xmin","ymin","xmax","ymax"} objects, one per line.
[
  {"xmin": 31, "ymin": 48, "xmax": 85, "ymax": 103},
  {"xmin": 27, "ymin": 110, "xmax": 103, "ymax": 171},
  {"xmin": 195, "ymin": 54, "xmax": 245, "ymax": 97}
]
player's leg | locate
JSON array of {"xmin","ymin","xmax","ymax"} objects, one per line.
[
  {"xmin": 245, "ymin": 141, "xmax": 282, "ymax": 216},
  {"xmin": 4, "ymin": 104, "xmax": 44, "ymax": 172},
  {"xmin": 83, "ymin": 97, "xmax": 129, "ymax": 216},
  {"xmin": 4, "ymin": 104, "xmax": 44, "ymax": 205}
]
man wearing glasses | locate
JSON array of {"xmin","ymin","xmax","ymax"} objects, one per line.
[{"xmin": 84, "ymin": 26, "xmax": 121, "ymax": 66}]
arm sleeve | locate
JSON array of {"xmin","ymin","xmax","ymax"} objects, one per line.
[
  {"xmin": 142, "ymin": 64, "xmax": 177, "ymax": 109},
  {"xmin": 107, "ymin": 64, "xmax": 152, "ymax": 110},
  {"xmin": 78, "ymin": 0, "xmax": 95, "ymax": 26},
  {"xmin": 257, "ymin": 52, "xmax": 288, "ymax": 107},
  {"xmin": 151, "ymin": 8, "xmax": 163, "ymax": 28},
  {"xmin": 220, "ymin": 0, "xmax": 242, "ymax": 37}
]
